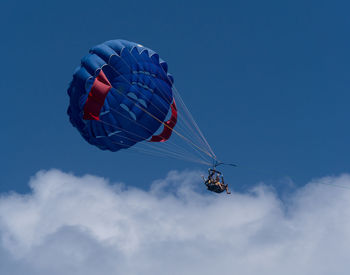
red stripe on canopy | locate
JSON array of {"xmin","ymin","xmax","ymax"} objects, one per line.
[
  {"xmin": 149, "ymin": 100, "xmax": 177, "ymax": 142},
  {"xmin": 83, "ymin": 70, "xmax": 111, "ymax": 120}
]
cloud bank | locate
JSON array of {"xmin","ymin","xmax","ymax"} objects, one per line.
[{"xmin": 0, "ymin": 169, "xmax": 350, "ymax": 275}]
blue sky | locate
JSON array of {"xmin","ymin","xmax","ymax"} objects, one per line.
[{"xmin": 1, "ymin": 0, "xmax": 350, "ymax": 193}]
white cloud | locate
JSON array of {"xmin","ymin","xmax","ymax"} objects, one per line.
[{"xmin": 0, "ymin": 169, "xmax": 350, "ymax": 275}]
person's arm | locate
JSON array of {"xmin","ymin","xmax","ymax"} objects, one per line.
[{"xmin": 210, "ymin": 169, "xmax": 222, "ymax": 175}]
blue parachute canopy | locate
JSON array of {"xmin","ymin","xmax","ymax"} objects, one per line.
[{"xmin": 67, "ymin": 39, "xmax": 175, "ymax": 152}]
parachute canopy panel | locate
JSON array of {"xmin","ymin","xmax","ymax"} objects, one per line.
[{"xmin": 67, "ymin": 39, "xmax": 175, "ymax": 152}]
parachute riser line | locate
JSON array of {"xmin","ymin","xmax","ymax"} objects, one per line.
[{"xmin": 103, "ymin": 54, "xmax": 215, "ymax": 161}]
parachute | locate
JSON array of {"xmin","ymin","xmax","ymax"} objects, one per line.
[{"xmin": 67, "ymin": 39, "xmax": 217, "ymax": 165}]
